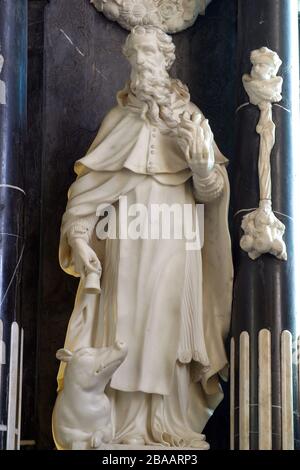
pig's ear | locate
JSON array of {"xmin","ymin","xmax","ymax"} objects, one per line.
[{"xmin": 56, "ymin": 349, "xmax": 73, "ymax": 363}]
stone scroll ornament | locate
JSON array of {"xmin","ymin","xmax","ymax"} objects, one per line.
[
  {"xmin": 240, "ymin": 47, "xmax": 287, "ymax": 261},
  {"xmin": 91, "ymin": 0, "xmax": 212, "ymax": 33}
]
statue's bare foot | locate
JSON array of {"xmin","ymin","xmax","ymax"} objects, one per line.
[
  {"xmin": 193, "ymin": 433, "xmax": 206, "ymax": 441},
  {"xmin": 91, "ymin": 430, "xmax": 103, "ymax": 448},
  {"xmin": 190, "ymin": 437, "xmax": 210, "ymax": 449},
  {"xmin": 122, "ymin": 435, "xmax": 145, "ymax": 445}
]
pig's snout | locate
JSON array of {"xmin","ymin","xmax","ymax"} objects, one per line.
[{"xmin": 94, "ymin": 342, "xmax": 128, "ymax": 377}]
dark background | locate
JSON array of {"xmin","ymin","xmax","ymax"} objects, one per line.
[{"xmin": 23, "ymin": 0, "xmax": 237, "ymax": 449}]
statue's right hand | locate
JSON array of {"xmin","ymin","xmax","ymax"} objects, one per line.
[
  {"xmin": 69, "ymin": 238, "xmax": 102, "ymax": 277},
  {"xmin": 177, "ymin": 112, "xmax": 215, "ymax": 178}
]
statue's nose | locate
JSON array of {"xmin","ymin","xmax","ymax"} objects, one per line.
[{"xmin": 136, "ymin": 54, "xmax": 144, "ymax": 65}]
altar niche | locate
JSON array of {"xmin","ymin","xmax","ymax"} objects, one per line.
[{"xmin": 23, "ymin": 0, "xmax": 236, "ymax": 449}]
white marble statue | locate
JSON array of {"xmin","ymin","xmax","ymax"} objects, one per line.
[
  {"xmin": 240, "ymin": 47, "xmax": 287, "ymax": 261},
  {"xmin": 53, "ymin": 25, "xmax": 233, "ymax": 449}
]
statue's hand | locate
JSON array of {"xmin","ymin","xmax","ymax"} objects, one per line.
[
  {"xmin": 177, "ymin": 111, "xmax": 215, "ymax": 178},
  {"xmin": 70, "ymin": 238, "xmax": 101, "ymax": 277}
]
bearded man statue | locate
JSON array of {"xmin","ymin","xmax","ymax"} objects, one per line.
[{"xmin": 54, "ymin": 25, "xmax": 233, "ymax": 449}]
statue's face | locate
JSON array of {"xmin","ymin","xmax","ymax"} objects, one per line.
[
  {"xmin": 251, "ymin": 62, "xmax": 274, "ymax": 80},
  {"xmin": 126, "ymin": 33, "xmax": 166, "ymax": 74}
]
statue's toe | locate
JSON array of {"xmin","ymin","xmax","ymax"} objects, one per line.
[{"xmin": 121, "ymin": 435, "xmax": 145, "ymax": 446}]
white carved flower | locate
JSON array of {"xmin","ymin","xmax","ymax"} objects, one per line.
[
  {"xmin": 102, "ymin": 0, "xmax": 121, "ymax": 20},
  {"xmin": 90, "ymin": 0, "xmax": 104, "ymax": 13},
  {"xmin": 182, "ymin": 0, "xmax": 197, "ymax": 22},
  {"xmin": 121, "ymin": 0, "xmax": 159, "ymax": 27},
  {"xmin": 158, "ymin": 0, "xmax": 183, "ymax": 20},
  {"xmin": 158, "ymin": 0, "xmax": 185, "ymax": 32},
  {"xmin": 91, "ymin": 0, "xmax": 122, "ymax": 19}
]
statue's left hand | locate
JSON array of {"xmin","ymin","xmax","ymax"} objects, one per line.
[{"xmin": 177, "ymin": 111, "xmax": 215, "ymax": 178}]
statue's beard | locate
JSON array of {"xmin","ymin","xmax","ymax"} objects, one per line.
[{"xmin": 130, "ymin": 66, "xmax": 190, "ymax": 132}]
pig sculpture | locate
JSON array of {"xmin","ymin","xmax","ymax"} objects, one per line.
[{"xmin": 52, "ymin": 341, "xmax": 128, "ymax": 450}]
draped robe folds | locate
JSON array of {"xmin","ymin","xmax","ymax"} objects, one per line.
[
  {"xmin": 242, "ymin": 75, "xmax": 283, "ymax": 106},
  {"xmin": 57, "ymin": 89, "xmax": 233, "ymax": 443}
]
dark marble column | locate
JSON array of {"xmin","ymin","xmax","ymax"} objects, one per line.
[
  {"xmin": 0, "ymin": 0, "xmax": 27, "ymax": 449},
  {"xmin": 232, "ymin": 0, "xmax": 300, "ymax": 450}
]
